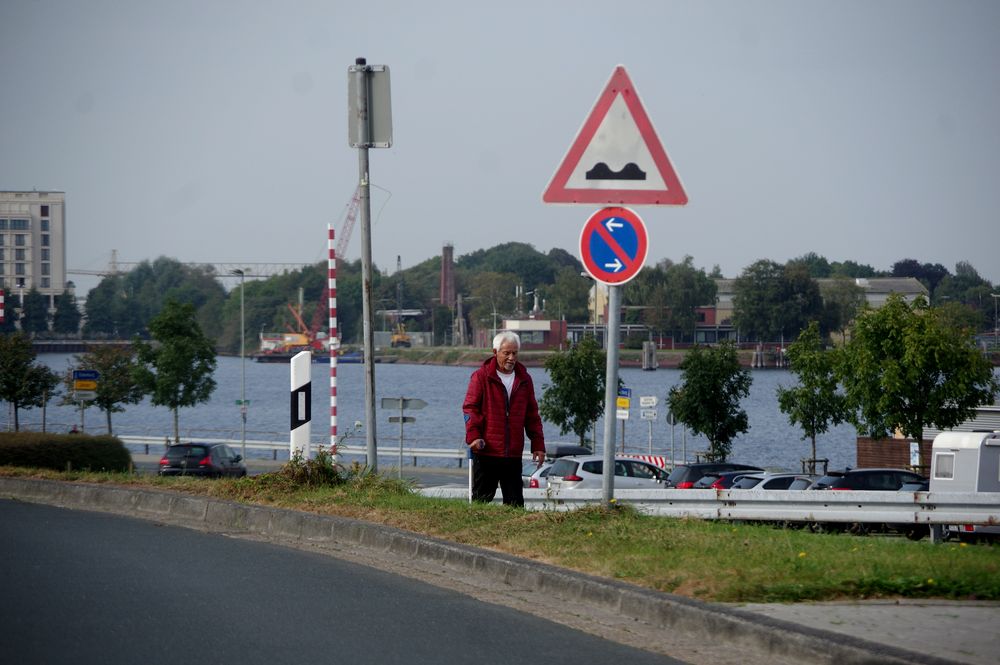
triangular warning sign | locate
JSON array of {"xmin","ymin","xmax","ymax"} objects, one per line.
[{"xmin": 543, "ymin": 66, "xmax": 688, "ymax": 206}]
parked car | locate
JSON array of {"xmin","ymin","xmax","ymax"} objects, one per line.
[
  {"xmin": 544, "ymin": 443, "xmax": 592, "ymax": 460},
  {"xmin": 809, "ymin": 467, "xmax": 929, "ymax": 539},
  {"xmin": 521, "ymin": 460, "xmax": 555, "ymax": 489},
  {"xmin": 546, "ymin": 455, "xmax": 668, "ymax": 491},
  {"xmin": 809, "ymin": 468, "xmax": 926, "ymax": 491},
  {"xmin": 662, "ymin": 462, "xmax": 763, "ymax": 489},
  {"xmin": 692, "ymin": 470, "xmax": 754, "ymax": 489},
  {"xmin": 731, "ymin": 472, "xmax": 818, "ymax": 490},
  {"xmin": 158, "ymin": 443, "xmax": 247, "ymax": 478}
]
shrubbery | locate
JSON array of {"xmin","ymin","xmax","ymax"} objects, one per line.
[{"xmin": 0, "ymin": 432, "xmax": 132, "ymax": 473}]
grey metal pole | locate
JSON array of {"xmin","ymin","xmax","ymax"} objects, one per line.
[
  {"xmin": 601, "ymin": 284, "xmax": 621, "ymax": 505},
  {"xmin": 398, "ymin": 397, "xmax": 404, "ymax": 479},
  {"xmin": 354, "ymin": 58, "xmax": 379, "ymax": 472},
  {"xmin": 230, "ymin": 268, "xmax": 248, "ymax": 461},
  {"xmin": 239, "ymin": 271, "xmax": 246, "ymax": 461}
]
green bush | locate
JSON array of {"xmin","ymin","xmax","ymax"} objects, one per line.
[{"xmin": 0, "ymin": 432, "xmax": 132, "ymax": 473}]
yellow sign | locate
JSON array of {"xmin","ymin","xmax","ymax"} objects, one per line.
[
  {"xmin": 616, "ymin": 397, "xmax": 630, "ymax": 409},
  {"xmin": 74, "ymin": 380, "xmax": 97, "ymax": 391}
]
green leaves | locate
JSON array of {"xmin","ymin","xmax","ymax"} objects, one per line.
[
  {"xmin": 776, "ymin": 322, "xmax": 847, "ymax": 462},
  {"xmin": 540, "ymin": 336, "xmax": 606, "ymax": 446},
  {"xmin": 839, "ymin": 294, "xmax": 999, "ymax": 442},
  {"xmin": 0, "ymin": 333, "xmax": 60, "ymax": 430},
  {"xmin": 667, "ymin": 342, "xmax": 751, "ymax": 462},
  {"xmin": 133, "ymin": 301, "xmax": 218, "ymax": 442}
]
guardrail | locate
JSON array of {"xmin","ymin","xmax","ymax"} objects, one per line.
[
  {"xmin": 119, "ymin": 435, "xmax": 469, "ymax": 465},
  {"xmin": 420, "ymin": 486, "xmax": 1000, "ymax": 529}
]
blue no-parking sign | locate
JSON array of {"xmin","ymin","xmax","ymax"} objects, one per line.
[{"xmin": 579, "ymin": 207, "xmax": 648, "ymax": 285}]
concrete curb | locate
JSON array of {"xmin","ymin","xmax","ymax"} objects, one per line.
[{"xmin": 0, "ymin": 477, "xmax": 960, "ymax": 665}]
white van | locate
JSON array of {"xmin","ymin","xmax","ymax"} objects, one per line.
[{"xmin": 929, "ymin": 431, "xmax": 1000, "ymax": 540}]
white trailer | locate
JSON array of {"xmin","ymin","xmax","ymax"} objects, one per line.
[{"xmin": 930, "ymin": 431, "xmax": 1000, "ymax": 539}]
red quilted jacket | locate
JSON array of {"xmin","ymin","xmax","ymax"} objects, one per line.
[{"xmin": 463, "ymin": 356, "xmax": 545, "ymax": 458}]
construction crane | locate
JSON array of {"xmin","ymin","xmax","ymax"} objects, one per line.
[
  {"xmin": 306, "ymin": 187, "xmax": 362, "ymax": 340},
  {"xmin": 336, "ymin": 186, "xmax": 362, "ymax": 259},
  {"xmin": 390, "ymin": 255, "xmax": 411, "ymax": 348}
]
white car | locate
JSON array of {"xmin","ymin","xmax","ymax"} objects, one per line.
[
  {"xmin": 546, "ymin": 455, "xmax": 668, "ymax": 491},
  {"xmin": 521, "ymin": 460, "xmax": 555, "ymax": 489}
]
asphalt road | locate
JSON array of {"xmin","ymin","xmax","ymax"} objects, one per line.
[{"xmin": 0, "ymin": 499, "xmax": 685, "ymax": 665}]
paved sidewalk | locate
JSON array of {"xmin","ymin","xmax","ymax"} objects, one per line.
[{"xmin": 734, "ymin": 599, "xmax": 999, "ymax": 665}]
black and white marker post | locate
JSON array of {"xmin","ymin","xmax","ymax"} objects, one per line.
[{"xmin": 290, "ymin": 351, "xmax": 312, "ymax": 459}]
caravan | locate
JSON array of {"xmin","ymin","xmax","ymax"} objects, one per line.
[{"xmin": 929, "ymin": 431, "xmax": 1000, "ymax": 540}]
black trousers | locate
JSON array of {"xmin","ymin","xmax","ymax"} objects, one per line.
[{"xmin": 472, "ymin": 454, "xmax": 525, "ymax": 507}]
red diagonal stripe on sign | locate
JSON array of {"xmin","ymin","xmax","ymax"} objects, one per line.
[{"xmin": 593, "ymin": 218, "xmax": 633, "ymax": 273}]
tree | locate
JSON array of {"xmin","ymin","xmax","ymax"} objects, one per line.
[
  {"xmin": 819, "ymin": 276, "xmax": 866, "ymax": 343},
  {"xmin": 0, "ymin": 333, "xmax": 59, "ymax": 430},
  {"xmin": 732, "ymin": 259, "xmax": 784, "ymax": 341},
  {"xmin": 134, "ymin": 301, "xmax": 218, "ymax": 442},
  {"xmin": 0, "ymin": 304, "xmax": 18, "ymax": 333},
  {"xmin": 663, "ymin": 257, "xmax": 717, "ymax": 341},
  {"xmin": 544, "ymin": 266, "xmax": 591, "ymax": 323},
  {"xmin": 733, "ymin": 260, "xmax": 822, "ymax": 342},
  {"xmin": 52, "ymin": 289, "xmax": 82, "ymax": 335},
  {"xmin": 22, "ymin": 363, "xmax": 61, "ymax": 431},
  {"xmin": 667, "ymin": 342, "xmax": 752, "ymax": 462},
  {"xmin": 467, "ymin": 271, "xmax": 517, "ymax": 335},
  {"xmin": 622, "ymin": 257, "xmax": 716, "ymax": 342},
  {"xmin": 20, "ymin": 288, "xmax": 49, "ymax": 335},
  {"xmin": 776, "ymin": 322, "xmax": 847, "ymax": 469},
  {"xmin": 67, "ymin": 346, "xmax": 147, "ymax": 434},
  {"xmin": 891, "ymin": 259, "xmax": 949, "ymax": 296},
  {"xmin": 838, "ymin": 294, "xmax": 999, "ymax": 443},
  {"xmin": 539, "ymin": 336, "xmax": 607, "ymax": 446},
  {"xmin": 789, "ymin": 252, "xmax": 832, "ymax": 278}
]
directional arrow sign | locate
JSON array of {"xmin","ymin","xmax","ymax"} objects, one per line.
[{"xmin": 579, "ymin": 207, "xmax": 648, "ymax": 285}]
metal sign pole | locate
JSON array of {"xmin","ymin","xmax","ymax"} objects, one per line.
[
  {"xmin": 601, "ymin": 285, "xmax": 621, "ymax": 505},
  {"xmin": 352, "ymin": 57, "xmax": 379, "ymax": 472},
  {"xmin": 398, "ymin": 397, "xmax": 404, "ymax": 478}
]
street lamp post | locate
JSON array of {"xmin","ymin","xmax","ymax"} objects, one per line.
[{"xmin": 231, "ymin": 269, "xmax": 248, "ymax": 461}]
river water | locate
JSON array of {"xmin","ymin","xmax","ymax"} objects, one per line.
[{"xmin": 5, "ymin": 353, "xmax": 867, "ymax": 471}]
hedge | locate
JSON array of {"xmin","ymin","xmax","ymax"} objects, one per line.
[{"xmin": 0, "ymin": 432, "xmax": 132, "ymax": 473}]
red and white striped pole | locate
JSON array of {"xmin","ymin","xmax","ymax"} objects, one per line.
[{"xmin": 328, "ymin": 224, "xmax": 338, "ymax": 456}]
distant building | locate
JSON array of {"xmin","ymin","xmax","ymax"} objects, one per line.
[
  {"xmin": 565, "ymin": 276, "xmax": 930, "ymax": 347},
  {"xmin": 0, "ymin": 191, "xmax": 68, "ymax": 311}
]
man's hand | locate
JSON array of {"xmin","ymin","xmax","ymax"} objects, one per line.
[
  {"xmin": 532, "ymin": 450, "xmax": 545, "ymax": 465},
  {"xmin": 468, "ymin": 439, "xmax": 485, "ymax": 452}
]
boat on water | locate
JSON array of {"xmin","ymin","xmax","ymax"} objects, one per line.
[
  {"xmin": 251, "ymin": 345, "xmax": 397, "ymax": 364},
  {"xmin": 250, "ymin": 298, "xmax": 397, "ymax": 364}
]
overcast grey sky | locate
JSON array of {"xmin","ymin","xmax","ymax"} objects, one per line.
[{"xmin": 2, "ymin": 0, "xmax": 998, "ymax": 295}]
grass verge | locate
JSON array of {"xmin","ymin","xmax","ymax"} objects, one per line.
[{"xmin": 2, "ymin": 463, "xmax": 997, "ymax": 604}]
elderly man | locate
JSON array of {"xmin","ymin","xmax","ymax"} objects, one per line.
[{"xmin": 463, "ymin": 330, "xmax": 546, "ymax": 506}]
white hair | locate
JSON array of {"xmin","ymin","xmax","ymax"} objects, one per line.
[{"xmin": 492, "ymin": 330, "xmax": 520, "ymax": 351}]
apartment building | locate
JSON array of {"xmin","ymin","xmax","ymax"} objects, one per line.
[{"xmin": 0, "ymin": 191, "xmax": 67, "ymax": 309}]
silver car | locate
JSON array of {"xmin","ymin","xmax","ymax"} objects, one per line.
[
  {"xmin": 730, "ymin": 472, "xmax": 818, "ymax": 490},
  {"xmin": 521, "ymin": 460, "xmax": 555, "ymax": 489},
  {"xmin": 546, "ymin": 455, "xmax": 668, "ymax": 491}
]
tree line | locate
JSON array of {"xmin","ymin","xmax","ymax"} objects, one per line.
[
  {"xmin": 540, "ymin": 294, "xmax": 999, "ymax": 466},
  {"xmin": 4, "ymin": 293, "xmax": 997, "ymax": 468},
  {"xmin": 2, "ymin": 248, "xmax": 996, "ymax": 354},
  {"xmin": 1, "ymin": 301, "xmax": 215, "ymax": 441}
]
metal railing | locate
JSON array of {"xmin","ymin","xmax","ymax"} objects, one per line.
[
  {"xmin": 420, "ymin": 485, "xmax": 1000, "ymax": 528},
  {"xmin": 119, "ymin": 435, "xmax": 470, "ymax": 465}
]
